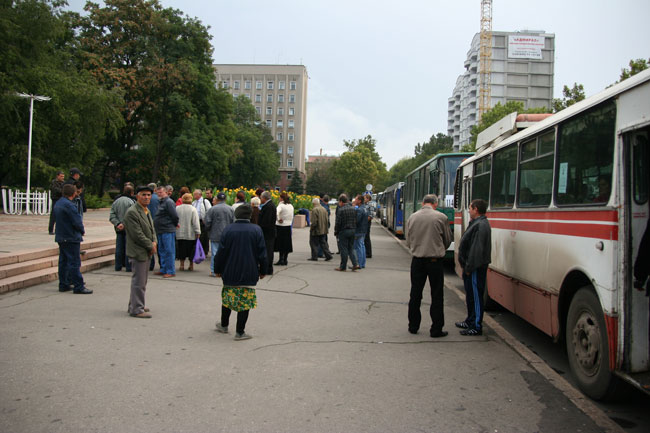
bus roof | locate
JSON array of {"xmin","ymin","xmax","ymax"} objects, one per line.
[
  {"xmin": 407, "ymin": 152, "xmax": 475, "ymax": 177},
  {"xmin": 384, "ymin": 181, "xmax": 405, "ymax": 192},
  {"xmin": 459, "ymin": 67, "xmax": 650, "ymax": 169}
]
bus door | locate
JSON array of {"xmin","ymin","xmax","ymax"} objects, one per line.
[{"xmin": 625, "ymin": 127, "xmax": 650, "ymax": 373}]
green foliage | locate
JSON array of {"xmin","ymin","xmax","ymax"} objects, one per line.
[
  {"xmin": 334, "ymin": 135, "xmax": 388, "ymax": 196},
  {"xmin": 618, "ymin": 58, "xmax": 649, "ymax": 82},
  {"xmin": 552, "ymin": 83, "xmax": 586, "ymax": 113},
  {"xmin": 287, "ymin": 169, "xmax": 304, "ymax": 194},
  {"xmin": 305, "ymin": 159, "xmax": 340, "ymax": 196},
  {"xmin": 84, "ymin": 192, "xmax": 113, "ymax": 209}
]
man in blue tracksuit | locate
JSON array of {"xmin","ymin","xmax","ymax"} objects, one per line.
[{"xmin": 456, "ymin": 199, "xmax": 491, "ymax": 336}]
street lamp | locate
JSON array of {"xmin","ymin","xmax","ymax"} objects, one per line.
[{"xmin": 16, "ymin": 92, "xmax": 51, "ymax": 214}]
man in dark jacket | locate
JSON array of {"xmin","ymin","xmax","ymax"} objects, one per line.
[
  {"xmin": 334, "ymin": 194, "xmax": 359, "ymax": 271},
  {"xmin": 205, "ymin": 192, "xmax": 234, "ymax": 276},
  {"xmin": 65, "ymin": 168, "xmax": 86, "ymax": 213},
  {"xmin": 257, "ymin": 191, "xmax": 277, "ymax": 275},
  {"xmin": 53, "ymin": 184, "xmax": 92, "ymax": 294},
  {"xmin": 48, "ymin": 170, "xmax": 65, "ymax": 235},
  {"xmin": 153, "ymin": 185, "xmax": 178, "ymax": 278},
  {"xmin": 214, "ymin": 204, "xmax": 267, "ymax": 340},
  {"xmin": 146, "ymin": 183, "xmax": 159, "ymax": 271},
  {"xmin": 109, "ymin": 184, "xmax": 135, "ymax": 272},
  {"xmin": 456, "ymin": 199, "xmax": 491, "ymax": 336}
]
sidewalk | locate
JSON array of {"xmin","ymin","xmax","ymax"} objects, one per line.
[{"xmin": 0, "ymin": 213, "xmax": 610, "ymax": 433}]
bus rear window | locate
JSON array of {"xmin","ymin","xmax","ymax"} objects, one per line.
[{"xmin": 555, "ymin": 101, "xmax": 616, "ymax": 206}]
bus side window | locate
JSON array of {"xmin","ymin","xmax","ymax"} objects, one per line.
[
  {"xmin": 555, "ymin": 101, "xmax": 616, "ymax": 206},
  {"xmin": 491, "ymin": 145, "xmax": 517, "ymax": 208},
  {"xmin": 518, "ymin": 130, "xmax": 554, "ymax": 207},
  {"xmin": 472, "ymin": 157, "xmax": 491, "ymax": 203}
]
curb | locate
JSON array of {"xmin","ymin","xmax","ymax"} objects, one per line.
[{"xmin": 377, "ymin": 219, "xmax": 624, "ymax": 433}]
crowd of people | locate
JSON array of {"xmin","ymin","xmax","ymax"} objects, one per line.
[{"xmin": 51, "ymin": 169, "xmax": 493, "ymax": 340}]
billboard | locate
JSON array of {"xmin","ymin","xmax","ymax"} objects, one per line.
[{"xmin": 508, "ymin": 35, "xmax": 545, "ymax": 60}]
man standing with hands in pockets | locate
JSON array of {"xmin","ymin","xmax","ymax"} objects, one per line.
[
  {"xmin": 405, "ymin": 194, "xmax": 452, "ymax": 338},
  {"xmin": 124, "ymin": 185, "xmax": 157, "ymax": 319}
]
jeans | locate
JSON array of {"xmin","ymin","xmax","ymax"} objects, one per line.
[
  {"xmin": 408, "ymin": 257, "xmax": 444, "ymax": 333},
  {"xmin": 58, "ymin": 242, "xmax": 85, "ymax": 291},
  {"xmin": 115, "ymin": 231, "xmax": 131, "ymax": 271},
  {"xmin": 337, "ymin": 228, "xmax": 358, "ymax": 270},
  {"xmin": 462, "ymin": 265, "xmax": 488, "ymax": 331},
  {"xmin": 157, "ymin": 232, "xmax": 176, "ymax": 275},
  {"xmin": 210, "ymin": 241, "xmax": 220, "ymax": 273},
  {"xmin": 354, "ymin": 234, "xmax": 366, "ymax": 268}
]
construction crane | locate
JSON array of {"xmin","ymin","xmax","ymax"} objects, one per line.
[{"xmin": 478, "ymin": 0, "xmax": 492, "ymax": 121}]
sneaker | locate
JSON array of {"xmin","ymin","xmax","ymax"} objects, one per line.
[
  {"xmin": 215, "ymin": 323, "xmax": 228, "ymax": 333},
  {"xmin": 234, "ymin": 332, "xmax": 252, "ymax": 341},
  {"xmin": 459, "ymin": 328, "xmax": 482, "ymax": 336},
  {"xmin": 73, "ymin": 288, "xmax": 93, "ymax": 294},
  {"xmin": 455, "ymin": 321, "xmax": 470, "ymax": 329}
]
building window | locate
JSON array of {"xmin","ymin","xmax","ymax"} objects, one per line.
[
  {"xmin": 265, "ymin": 120, "xmax": 272, "ymax": 128},
  {"xmin": 256, "ymin": 81, "xmax": 262, "ymax": 90},
  {"xmin": 288, "ymin": 133, "xmax": 294, "ymax": 141},
  {"xmin": 277, "ymin": 119, "xmax": 283, "ymax": 128},
  {"xmin": 266, "ymin": 107, "xmax": 272, "ymax": 115},
  {"xmin": 244, "ymin": 80, "xmax": 251, "ymax": 89},
  {"xmin": 288, "ymin": 119, "xmax": 294, "ymax": 128},
  {"xmin": 266, "ymin": 94, "xmax": 273, "ymax": 103},
  {"xmin": 267, "ymin": 81, "xmax": 274, "ymax": 90},
  {"xmin": 233, "ymin": 80, "xmax": 240, "ymax": 90},
  {"xmin": 278, "ymin": 146, "xmax": 283, "ymax": 153},
  {"xmin": 277, "ymin": 132, "xmax": 283, "ymax": 141},
  {"xmin": 287, "ymin": 146, "xmax": 294, "ymax": 155},
  {"xmin": 278, "ymin": 107, "xmax": 284, "ymax": 116},
  {"xmin": 289, "ymin": 94, "xmax": 296, "ymax": 103},
  {"xmin": 290, "ymin": 81, "xmax": 296, "ymax": 90},
  {"xmin": 244, "ymin": 93, "xmax": 250, "ymax": 99},
  {"xmin": 289, "ymin": 107, "xmax": 295, "ymax": 116},
  {"xmin": 287, "ymin": 173, "xmax": 292, "ymax": 179},
  {"xmin": 221, "ymin": 80, "xmax": 229, "ymax": 88},
  {"xmin": 255, "ymin": 94, "xmax": 262, "ymax": 103},
  {"xmin": 279, "ymin": 81, "xmax": 286, "ymax": 90},
  {"xmin": 287, "ymin": 158, "xmax": 293, "ymax": 168},
  {"xmin": 278, "ymin": 94, "xmax": 285, "ymax": 103},
  {"xmin": 255, "ymin": 106, "xmax": 261, "ymax": 115}
]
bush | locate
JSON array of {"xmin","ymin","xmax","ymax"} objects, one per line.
[{"xmin": 85, "ymin": 192, "xmax": 113, "ymax": 209}]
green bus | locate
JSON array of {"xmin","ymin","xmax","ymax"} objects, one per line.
[{"xmin": 403, "ymin": 152, "xmax": 474, "ymax": 257}]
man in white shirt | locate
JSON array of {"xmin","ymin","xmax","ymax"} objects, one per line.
[{"xmin": 192, "ymin": 189, "xmax": 212, "ymax": 256}]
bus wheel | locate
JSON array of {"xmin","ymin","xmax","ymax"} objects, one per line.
[{"xmin": 565, "ymin": 287, "xmax": 615, "ymax": 400}]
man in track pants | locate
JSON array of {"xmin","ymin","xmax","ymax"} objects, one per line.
[{"xmin": 456, "ymin": 199, "xmax": 491, "ymax": 336}]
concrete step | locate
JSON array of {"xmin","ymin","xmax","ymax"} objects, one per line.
[{"xmin": 0, "ymin": 238, "xmax": 115, "ymax": 294}]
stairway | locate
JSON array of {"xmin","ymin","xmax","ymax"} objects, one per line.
[{"xmin": 0, "ymin": 238, "xmax": 115, "ymax": 294}]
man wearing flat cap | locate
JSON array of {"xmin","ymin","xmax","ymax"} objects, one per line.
[
  {"xmin": 204, "ymin": 192, "xmax": 234, "ymax": 276},
  {"xmin": 65, "ymin": 168, "xmax": 86, "ymax": 213},
  {"xmin": 124, "ymin": 185, "xmax": 157, "ymax": 318},
  {"xmin": 214, "ymin": 204, "xmax": 267, "ymax": 340}
]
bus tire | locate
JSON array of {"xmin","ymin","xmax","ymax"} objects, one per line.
[{"xmin": 565, "ymin": 287, "xmax": 616, "ymax": 400}]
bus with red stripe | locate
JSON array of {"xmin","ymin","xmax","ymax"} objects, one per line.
[{"xmin": 453, "ymin": 68, "xmax": 650, "ymax": 400}]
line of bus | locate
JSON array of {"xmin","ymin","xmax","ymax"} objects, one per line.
[{"xmin": 453, "ymin": 68, "xmax": 650, "ymax": 399}]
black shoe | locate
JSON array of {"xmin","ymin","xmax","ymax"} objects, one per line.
[
  {"xmin": 459, "ymin": 328, "xmax": 482, "ymax": 336},
  {"xmin": 58, "ymin": 287, "xmax": 72, "ymax": 292},
  {"xmin": 430, "ymin": 330, "xmax": 448, "ymax": 338},
  {"xmin": 49, "ymin": 231, "xmax": 55, "ymax": 235},
  {"xmin": 455, "ymin": 321, "xmax": 470, "ymax": 329},
  {"xmin": 73, "ymin": 288, "xmax": 93, "ymax": 294},
  {"xmin": 408, "ymin": 328, "xmax": 418, "ymax": 335},
  {"xmin": 274, "ymin": 261, "xmax": 283, "ymax": 266},
  {"xmin": 324, "ymin": 256, "xmax": 333, "ymax": 261},
  {"xmin": 307, "ymin": 258, "xmax": 318, "ymax": 261}
]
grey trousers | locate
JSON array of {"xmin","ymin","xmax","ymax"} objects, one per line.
[{"xmin": 129, "ymin": 258, "xmax": 149, "ymax": 315}]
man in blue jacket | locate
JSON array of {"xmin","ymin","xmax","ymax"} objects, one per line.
[
  {"xmin": 214, "ymin": 204, "xmax": 267, "ymax": 341},
  {"xmin": 153, "ymin": 185, "xmax": 178, "ymax": 278},
  {"xmin": 53, "ymin": 184, "xmax": 92, "ymax": 294}
]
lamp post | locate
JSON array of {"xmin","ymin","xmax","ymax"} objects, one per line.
[{"xmin": 16, "ymin": 92, "xmax": 51, "ymax": 214}]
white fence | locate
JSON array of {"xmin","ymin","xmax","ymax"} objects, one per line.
[{"xmin": 1, "ymin": 188, "xmax": 51, "ymax": 215}]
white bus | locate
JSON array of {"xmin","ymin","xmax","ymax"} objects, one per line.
[{"xmin": 453, "ymin": 69, "xmax": 650, "ymax": 400}]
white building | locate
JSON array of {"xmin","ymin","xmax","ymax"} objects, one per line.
[
  {"xmin": 214, "ymin": 64, "xmax": 308, "ymax": 191},
  {"xmin": 448, "ymin": 30, "xmax": 555, "ymax": 150}
]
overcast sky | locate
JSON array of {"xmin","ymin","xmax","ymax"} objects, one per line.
[{"xmin": 65, "ymin": 0, "xmax": 650, "ymax": 168}]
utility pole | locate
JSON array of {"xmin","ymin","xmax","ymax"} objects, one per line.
[{"xmin": 478, "ymin": 0, "xmax": 493, "ymax": 121}]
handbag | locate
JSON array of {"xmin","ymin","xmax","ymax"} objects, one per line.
[{"xmin": 193, "ymin": 239, "xmax": 205, "ymax": 264}]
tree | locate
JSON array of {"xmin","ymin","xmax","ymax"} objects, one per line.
[
  {"xmin": 552, "ymin": 83, "xmax": 586, "ymax": 113},
  {"xmin": 336, "ymin": 135, "xmax": 388, "ymax": 194},
  {"xmin": 287, "ymin": 169, "xmax": 304, "ymax": 193},
  {"xmin": 305, "ymin": 159, "xmax": 339, "ymax": 196},
  {"xmin": 0, "ymin": 0, "xmax": 123, "ymax": 188},
  {"xmin": 618, "ymin": 58, "xmax": 649, "ymax": 82}
]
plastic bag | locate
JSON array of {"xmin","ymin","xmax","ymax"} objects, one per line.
[{"xmin": 193, "ymin": 239, "xmax": 205, "ymax": 264}]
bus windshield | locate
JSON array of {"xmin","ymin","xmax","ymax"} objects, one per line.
[{"xmin": 442, "ymin": 156, "xmax": 468, "ymax": 199}]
